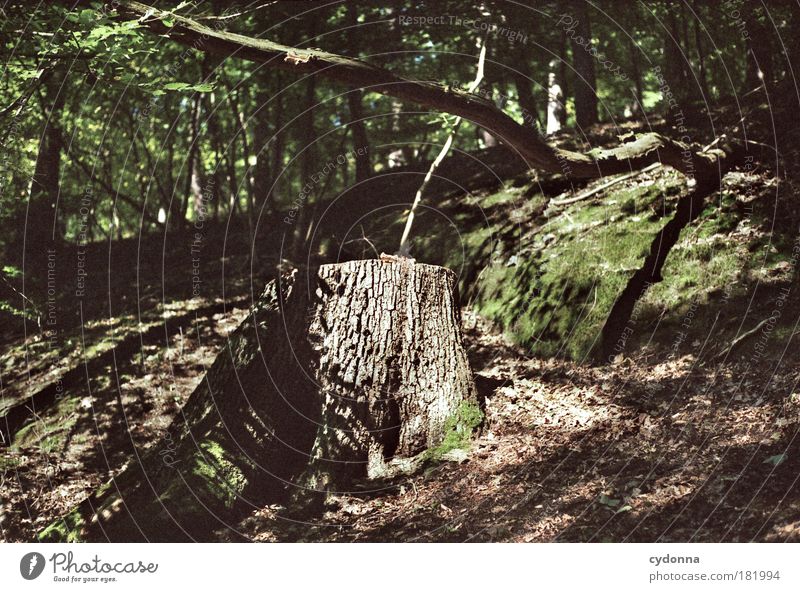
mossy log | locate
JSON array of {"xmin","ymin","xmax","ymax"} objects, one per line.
[{"xmin": 39, "ymin": 259, "xmax": 476, "ymax": 541}]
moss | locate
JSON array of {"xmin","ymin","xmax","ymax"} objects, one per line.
[
  {"xmin": 353, "ymin": 167, "xmax": 780, "ymax": 361},
  {"xmin": 192, "ymin": 439, "xmax": 248, "ymax": 508},
  {"xmin": 12, "ymin": 394, "xmax": 81, "ymax": 452},
  {"xmin": 470, "ymin": 204, "xmax": 665, "ymax": 359},
  {"xmin": 425, "ymin": 401, "xmax": 484, "ymax": 461},
  {"xmin": 38, "ymin": 507, "xmax": 86, "ymax": 542},
  {"xmin": 0, "ymin": 454, "xmax": 21, "ymax": 470},
  {"xmin": 158, "ymin": 438, "xmax": 249, "ymax": 512}
]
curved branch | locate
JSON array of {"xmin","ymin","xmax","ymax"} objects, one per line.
[{"xmin": 52, "ymin": 0, "xmax": 751, "ymax": 180}]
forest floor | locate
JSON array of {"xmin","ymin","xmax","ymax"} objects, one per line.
[
  {"xmin": 2, "ymin": 304, "xmax": 798, "ymax": 542},
  {"xmin": 231, "ymin": 313, "xmax": 800, "ymax": 542}
]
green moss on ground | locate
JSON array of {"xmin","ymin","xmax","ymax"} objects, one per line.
[
  {"xmin": 38, "ymin": 507, "xmax": 86, "ymax": 542},
  {"xmin": 12, "ymin": 394, "xmax": 82, "ymax": 452},
  {"xmin": 370, "ymin": 168, "xmax": 783, "ymax": 361}
]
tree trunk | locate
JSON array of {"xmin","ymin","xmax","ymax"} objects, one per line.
[
  {"xmin": 557, "ymin": 25, "xmax": 570, "ymax": 127},
  {"xmin": 346, "ymin": 89, "xmax": 372, "ymax": 182},
  {"xmin": 252, "ymin": 80, "xmax": 273, "ymax": 223},
  {"xmin": 39, "ymin": 259, "xmax": 477, "ymax": 541},
  {"xmin": 179, "ymin": 91, "xmax": 203, "ymax": 228},
  {"xmin": 294, "ymin": 259, "xmax": 477, "ymax": 510},
  {"xmin": 742, "ymin": 0, "xmax": 774, "ymax": 94},
  {"xmin": 662, "ymin": 5, "xmax": 701, "ymax": 117},
  {"xmin": 290, "ymin": 74, "xmax": 318, "ymax": 259},
  {"xmin": 226, "ymin": 83, "xmax": 257, "ymax": 244},
  {"xmin": 570, "ymin": 0, "xmax": 598, "ymax": 128},
  {"xmin": 513, "ymin": 44, "xmax": 541, "ymax": 131},
  {"xmin": 18, "ymin": 66, "xmax": 67, "ymax": 257},
  {"xmin": 345, "ymin": 2, "xmax": 372, "ymax": 183},
  {"xmin": 692, "ymin": 0, "xmax": 711, "ymax": 102}
]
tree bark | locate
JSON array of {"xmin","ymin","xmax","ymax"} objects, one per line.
[
  {"xmin": 742, "ymin": 0, "xmax": 774, "ymax": 95},
  {"xmin": 346, "ymin": 89, "xmax": 372, "ymax": 182},
  {"xmin": 39, "ymin": 259, "xmax": 477, "ymax": 541},
  {"xmin": 345, "ymin": 2, "xmax": 373, "ymax": 183},
  {"xmin": 294, "ymin": 259, "xmax": 477, "ymax": 511},
  {"xmin": 569, "ymin": 0, "xmax": 598, "ymax": 128},
  {"xmin": 18, "ymin": 66, "xmax": 67, "ymax": 256},
  {"xmin": 179, "ymin": 91, "xmax": 203, "ymax": 229},
  {"xmin": 290, "ymin": 74, "xmax": 318, "ymax": 259},
  {"xmin": 692, "ymin": 0, "xmax": 711, "ymax": 103},
  {"xmin": 513, "ymin": 53, "xmax": 541, "ymax": 131}
]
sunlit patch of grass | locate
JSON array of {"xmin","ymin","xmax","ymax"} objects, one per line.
[{"xmin": 12, "ymin": 394, "xmax": 81, "ymax": 452}]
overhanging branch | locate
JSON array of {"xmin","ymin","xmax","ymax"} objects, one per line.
[{"xmin": 50, "ymin": 0, "xmax": 752, "ymax": 180}]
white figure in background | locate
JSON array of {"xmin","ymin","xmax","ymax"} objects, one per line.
[{"xmin": 546, "ymin": 72, "xmax": 564, "ymax": 135}]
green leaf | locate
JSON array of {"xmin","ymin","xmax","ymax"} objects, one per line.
[
  {"xmin": 190, "ymin": 83, "xmax": 213, "ymax": 93},
  {"xmin": 161, "ymin": 18, "xmax": 175, "ymax": 28},
  {"xmin": 763, "ymin": 453, "xmax": 787, "ymax": 467},
  {"xmin": 88, "ymin": 25, "xmax": 115, "ymax": 41},
  {"xmin": 163, "ymin": 82, "xmax": 189, "ymax": 91},
  {"xmin": 598, "ymin": 493, "xmax": 621, "ymax": 507}
]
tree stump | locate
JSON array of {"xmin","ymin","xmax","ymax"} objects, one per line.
[
  {"xmin": 39, "ymin": 259, "xmax": 477, "ymax": 541},
  {"xmin": 298, "ymin": 259, "xmax": 477, "ymax": 503}
]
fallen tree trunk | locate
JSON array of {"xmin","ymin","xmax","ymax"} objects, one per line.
[{"xmin": 39, "ymin": 259, "xmax": 476, "ymax": 541}]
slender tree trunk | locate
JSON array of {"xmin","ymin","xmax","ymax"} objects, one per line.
[
  {"xmin": 627, "ymin": 37, "xmax": 643, "ymax": 117},
  {"xmin": 270, "ymin": 71, "xmax": 286, "ymax": 205},
  {"xmin": 40, "ymin": 260, "xmax": 477, "ymax": 541},
  {"xmin": 742, "ymin": 0, "xmax": 774, "ymax": 94},
  {"xmin": 226, "ymin": 141, "xmax": 239, "ymax": 218},
  {"xmin": 557, "ymin": 25, "xmax": 570, "ymax": 127},
  {"xmin": 346, "ymin": 90, "xmax": 372, "ymax": 182},
  {"xmin": 180, "ymin": 92, "xmax": 203, "ymax": 228},
  {"xmin": 692, "ymin": 0, "xmax": 711, "ymax": 102},
  {"xmin": 662, "ymin": 5, "xmax": 700, "ymax": 116},
  {"xmin": 252, "ymin": 82, "xmax": 273, "ymax": 221},
  {"xmin": 21, "ymin": 67, "xmax": 67, "ymax": 257},
  {"xmin": 570, "ymin": 0, "xmax": 598, "ymax": 128},
  {"xmin": 345, "ymin": 3, "xmax": 372, "ymax": 183},
  {"xmin": 290, "ymin": 75, "xmax": 317, "ymax": 259},
  {"xmin": 206, "ymin": 89, "xmax": 223, "ymax": 224},
  {"xmin": 513, "ymin": 51, "xmax": 541, "ymax": 131},
  {"xmin": 226, "ymin": 84, "xmax": 256, "ymax": 244}
]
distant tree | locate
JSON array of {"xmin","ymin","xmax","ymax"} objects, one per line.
[{"xmin": 568, "ymin": 0, "xmax": 598, "ymax": 128}]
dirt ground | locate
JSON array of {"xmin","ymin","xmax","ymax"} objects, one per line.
[{"xmin": 4, "ymin": 302, "xmax": 797, "ymax": 542}]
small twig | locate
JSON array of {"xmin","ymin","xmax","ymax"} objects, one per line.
[
  {"xmin": 713, "ymin": 317, "xmax": 770, "ymax": 361},
  {"xmin": 398, "ymin": 37, "xmax": 488, "ymax": 254},
  {"xmin": 549, "ymin": 162, "xmax": 661, "ymax": 207},
  {"xmin": 1, "ymin": 271, "xmax": 42, "ymax": 332}
]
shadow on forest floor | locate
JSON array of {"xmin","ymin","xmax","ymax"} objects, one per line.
[{"xmin": 223, "ymin": 313, "xmax": 800, "ymax": 542}]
